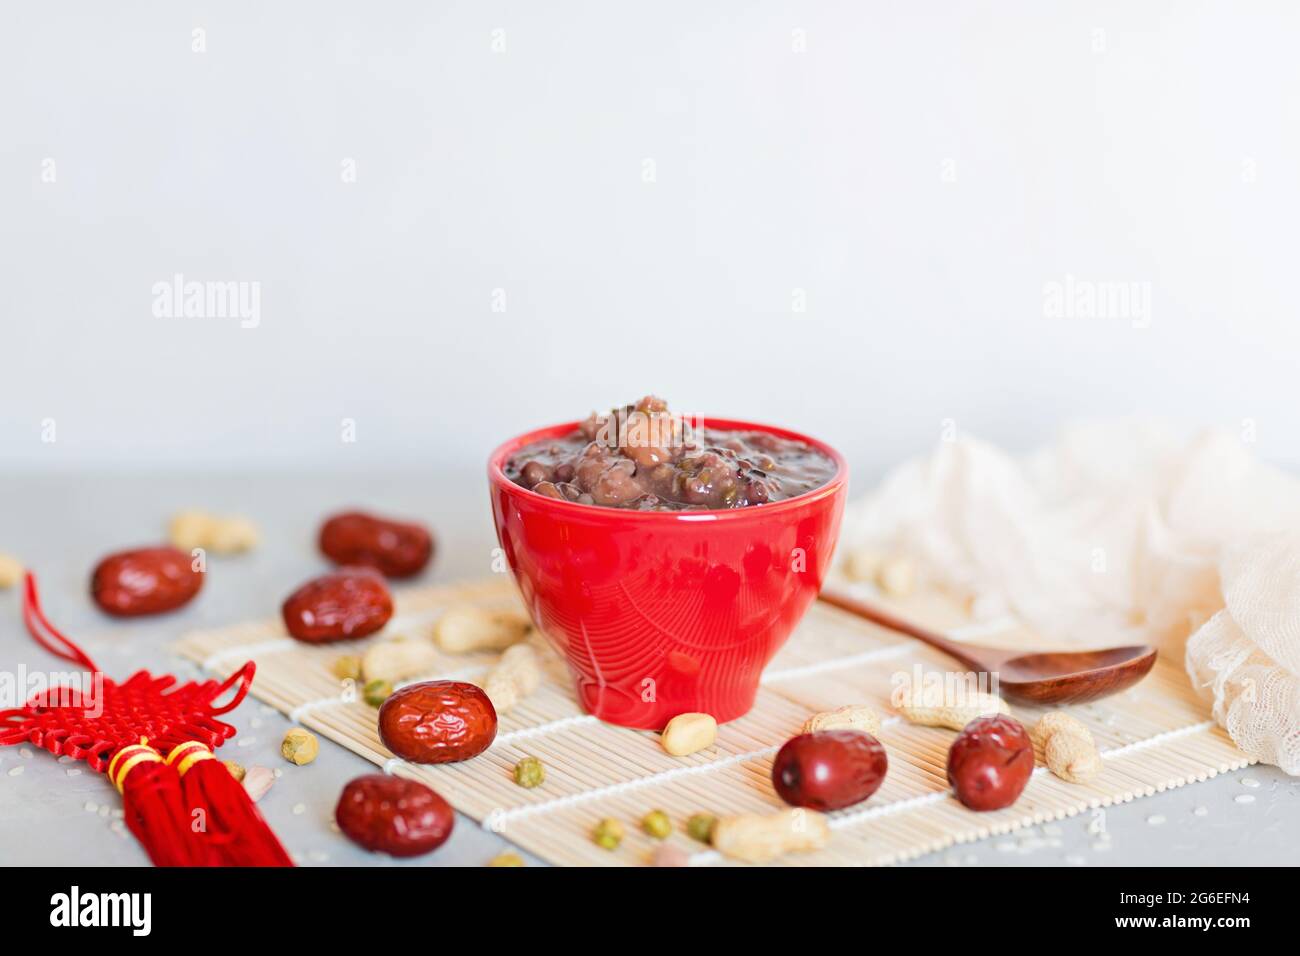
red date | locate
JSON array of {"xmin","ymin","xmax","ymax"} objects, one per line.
[
  {"xmin": 91, "ymin": 546, "xmax": 204, "ymax": 617},
  {"xmin": 378, "ymin": 681, "xmax": 497, "ymax": 764},
  {"xmin": 319, "ymin": 511, "xmax": 433, "ymax": 579},
  {"xmin": 281, "ymin": 567, "xmax": 393, "ymax": 643},
  {"xmin": 335, "ymin": 774, "xmax": 454, "ymax": 857},
  {"xmin": 946, "ymin": 714, "xmax": 1034, "ymax": 811},
  {"xmin": 771, "ymin": 730, "xmax": 888, "ymax": 811}
]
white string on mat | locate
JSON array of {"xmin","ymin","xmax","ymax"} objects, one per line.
[
  {"xmin": 278, "ymin": 665, "xmax": 495, "ymax": 724},
  {"xmin": 494, "ymin": 714, "xmax": 600, "ymax": 747},
  {"xmin": 483, "ymin": 744, "xmax": 784, "ymax": 828},
  {"xmin": 201, "ymin": 638, "xmax": 295, "ymax": 671},
  {"xmin": 262, "ymin": 639, "xmax": 917, "ymax": 751},
  {"xmin": 377, "ymin": 717, "xmax": 603, "ymax": 774},
  {"xmin": 197, "ymin": 607, "xmax": 457, "ymax": 675},
  {"xmin": 1094, "ymin": 719, "xmax": 1217, "ymax": 757},
  {"xmin": 762, "ymin": 643, "xmax": 913, "ymax": 682},
  {"xmin": 196, "ymin": 608, "xmax": 1008, "ymax": 752},
  {"xmin": 760, "ymin": 615, "xmax": 1017, "ymax": 683}
]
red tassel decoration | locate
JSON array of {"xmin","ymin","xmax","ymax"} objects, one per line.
[
  {"xmin": 2, "ymin": 572, "xmax": 293, "ymax": 869},
  {"xmin": 107, "ymin": 741, "xmax": 205, "ymax": 867},
  {"xmin": 168, "ymin": 741, "xmax": 295, "ymax": 867}
]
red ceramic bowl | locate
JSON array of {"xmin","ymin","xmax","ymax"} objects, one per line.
[{"xmin": 487, "ymin": 418, "xmax": 848, "ymax": 730}]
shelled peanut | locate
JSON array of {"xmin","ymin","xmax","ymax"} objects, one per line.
[
  {"xmin": 711, "ymin": 809, "xmax": 830, "ymax": 864},
  {"xmin": 660, "ymin": 713, "xmax": 717, "ymax": 756}
]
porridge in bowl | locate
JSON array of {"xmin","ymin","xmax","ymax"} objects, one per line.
[{"xmin": 504, "ymin": 396, "xmax": 837, "ymax": 511}]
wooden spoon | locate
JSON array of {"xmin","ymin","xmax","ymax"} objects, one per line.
[{"xmin": 818, "ymin": 589, "xmax": 1157, "ymax": 705}]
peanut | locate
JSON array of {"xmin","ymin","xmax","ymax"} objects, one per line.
[
  {"xmin": 897, "ymin": 688, "xmax": 1009, "ymax": 730},
  {"xmin": 482, "ymin": 643, "xmax": 542, "ymax": 714},
  {"xmin": 1032, "ymin": 712, "xmax": 1102, "ymax": 783},
  {"xmin": 361, "ymin": 637, "xmax": 439, "ymax": 684},
  {"xmin": 168, "ymin": 511, "xmax": 213, "ymax": 551},
  {"xmin": 712, "ymin": 809, "xmax": 830, "ymax": 864},
  {"xmin": 281, "ymin": 728, "xmax": 319, "ymax": 766},
  {"xmin": 243, "ymin": 766, "xmax": 275, "ymax": 802},
  {"xmin": 841, "ymin": 548, "xmax": 883, "ymax": 583},
  {"xmin": 223, "ymin": 760, "xmax": 246, "ymax": 782},
  {"xmin": 876, "ymin": 556, "xmax": 916, "ymax": 596},
  {"xmin": 168, "ymin": 509, "xmax": 259, "ymax": 555},
  {"xmin": 802, "ymin": 704, "xmax": 881, "ymax": 736},
  {"xmin": 660, "ymin": 713, "xmax": 717, "ymax": 757},
  {"xmin": 487, "ymin": 852, "xmax": 525, "ymax": 867},
  {"xmin": 0, "ymin": 553, "xmax": 24, "ymax": 589},
  {"xmin": 434, "ymin": 606, "xmax": 530, "ymax": 654},
  {"xmin": 209, "ymin": 516, "xmax": 260, "ymax": 553}
]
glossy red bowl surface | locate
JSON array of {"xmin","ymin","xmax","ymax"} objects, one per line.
[{"xmin": 487, "ymin": 418, "xmax": 848, "ymax": 730}]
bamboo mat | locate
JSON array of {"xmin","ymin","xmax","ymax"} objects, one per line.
[{"xmin": 172, "ymin": 576, "xmax": 1252, "ymax": 866}]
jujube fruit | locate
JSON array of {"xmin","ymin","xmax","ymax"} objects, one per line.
[
  {"xmin": 378, "ymin": 680, "xmax": 497, "ymax": 764},
  {"xmin": 91, "ymin": 546, "xmax": 204, "ymax": 617},
  {"xmin": 281, "ymin": 567, "xmax": 393, "ymax": 643},
  {"xmin": 318, "ymin": 511, "xmax": 433, "ymax": 578},
  {"xmin": 946, "ymin": 714, "xmax": 1034, "ymax": 811},
  {"xmin": 771, "ymin": 730, "xmax": 888, "ymax": 811}
]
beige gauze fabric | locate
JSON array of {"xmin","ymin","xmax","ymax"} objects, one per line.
[{"xmin": 836, "ymin": 421, "xmax": 1300, "ymax": 774}]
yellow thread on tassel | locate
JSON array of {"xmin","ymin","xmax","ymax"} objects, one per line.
[
  {"xmin": 108, "ymin": 741, "xmax": 162, "ymax": 793},
  {"xmin": 165, "ymin": 741, "xmax": 216, "ymax": 777}
]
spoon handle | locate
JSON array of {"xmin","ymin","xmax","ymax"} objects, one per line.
[{"xmin": 817, "ymin": 588, "xmax": 1003, "ymax": 674}]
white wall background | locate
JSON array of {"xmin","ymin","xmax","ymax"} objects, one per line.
[{"xmin": 3, "ymin": 1, "xmax": 1298, "ymax": 481}]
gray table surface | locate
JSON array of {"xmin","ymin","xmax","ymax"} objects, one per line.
[{"xmin": 2, "ymin": 472, "xmax": 1297, "ymax": 867}]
